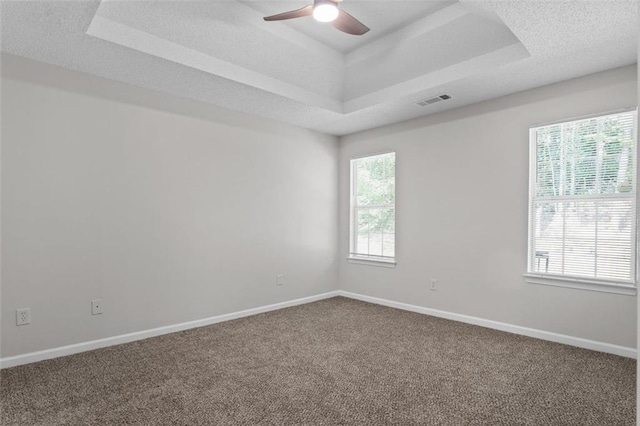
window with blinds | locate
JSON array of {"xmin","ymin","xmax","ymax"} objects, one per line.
[
  {"xmin": 527, "ymin": 110, "xmax": 637, "ymax": 290},
  {"xmin": 350, "ymin": 152, "xmax": 396, "ymax": 264}
]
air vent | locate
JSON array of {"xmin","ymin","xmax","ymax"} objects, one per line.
[{"xmin": 415, "ymin": 94, "xmax": 451, "ymax": 107}]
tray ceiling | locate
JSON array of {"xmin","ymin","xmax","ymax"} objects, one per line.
[{"xmin": 1, "ymin": 0, "xmax": 637, "ymax": 135}]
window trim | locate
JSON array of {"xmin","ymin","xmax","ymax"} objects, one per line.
[
  {"xmin": 349, "ymin": 151, "xmax": 396, "ymax": 266},
  {"xmin": 524, "ymin": 108, "xmax": 638, "ymax": 294},
  {"xmin": 523, "ymin": 273, "xmax": 637, "ymax": 296},
  {"xmin": 347, "ymin": 255, "xmax": 397, "ymax": 268},
  {"xmin": 529, "ymin": 107, "xmax": 638, "ymax": 129}
]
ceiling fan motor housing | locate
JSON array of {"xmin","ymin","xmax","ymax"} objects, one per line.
[{"xmin": 313, "ymin": 0, "xmax": 340, "ymax": 22}]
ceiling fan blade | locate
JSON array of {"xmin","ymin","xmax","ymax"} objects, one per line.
[
  {"xmin": 263, "ymin": 5, "xmax": 313, "ymax": 21},
  {"xmin": 332, "ymin": 9, "xmax": 370, "ymax": 35}
]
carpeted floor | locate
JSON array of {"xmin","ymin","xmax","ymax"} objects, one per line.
[{"xmin": 0, "ymin": 297, "xmax": 636, "ymax": 425}]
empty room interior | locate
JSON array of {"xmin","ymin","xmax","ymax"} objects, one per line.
[{"xmin": 1, "ymin": 0, "xmax": 640, "ymax": 424}]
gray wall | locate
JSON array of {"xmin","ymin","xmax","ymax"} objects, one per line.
[
  {"xmin": 1, "ymin": 54, "xmax": 637, "ymax": 359},
  {"xmin": 339, "ymin": 65, "xmax": 638, "ymax": 348},
  {"xmin": 0, "ymin": 55, "xmax": 339, "ymax": 357}
]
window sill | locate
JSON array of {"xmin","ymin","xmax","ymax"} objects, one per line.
[
  {"xmin": 348, "ymin": 256, "xmax": 396, "ymax": 268},
  {"xmin": 523, "ymin": 273, "xmax": 637, "ymax": 296}
]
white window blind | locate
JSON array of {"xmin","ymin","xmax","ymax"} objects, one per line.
[
  {"xmin": 528, "ymin": 110, "xmax": 637, "ymax": 288},
  {"xmin": 350, "ymin": 152, "xmax": 396, "ymax": 263}
]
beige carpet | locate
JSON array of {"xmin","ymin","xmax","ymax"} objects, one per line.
[{"xmin": 1, "ymin": 297, "xmax": 636, "ymax": 425}]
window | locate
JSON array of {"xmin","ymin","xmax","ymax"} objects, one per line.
[
  {"xmin": 525, "ymin": 110, "xmax": 637, "ymax": 294},
  {"xmin": 349, "ymin": 152, "xmax": 396, "ymax": 266}
]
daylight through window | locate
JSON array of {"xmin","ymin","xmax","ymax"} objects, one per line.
[
  {"xmin": 350, "ymin": 152, "xmax": 396, "ymax": 263},
  {"xmin": 527, "ymin": 110, "xmax": 637, "ymax": 288}
]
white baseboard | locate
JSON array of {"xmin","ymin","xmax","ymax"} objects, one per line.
[
  {"xmin": 337, "ymin": 290, "xmax": 637, "ymax": 359},
  {"xmin": 0, "ymin": 291, "xmax": 340, "ymax": 369},
  {"xmin": 3, "ymin": 289, "xmax": 634, "ymax": 368}
]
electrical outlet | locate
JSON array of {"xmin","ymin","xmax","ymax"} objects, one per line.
[
  {"xmin": 430, "ymin": 278, "xmax": 438, "ymax": 291},
  {"xmin": 276, "ymin": 274, "xmax": 284, "ymax": 286},
  {"xmin": 16, "ymin": 308, "xmax": 30, "ymax": 326},
  {"xmin": 91, "ymin": 299, "xmax": 104, "ymax": 315}
]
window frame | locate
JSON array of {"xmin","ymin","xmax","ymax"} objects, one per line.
[
  {"xmin": 524, "ymin": 108, "xmax": 638, "ymax": 296},
  {"xmin": 348, "ymin": 151, "xmax": 397, "ymax": 268}
]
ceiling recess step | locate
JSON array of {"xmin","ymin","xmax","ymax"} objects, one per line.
[{"xmin": 415, "ymin": 94, "xmax": 451, "ymax": 107}]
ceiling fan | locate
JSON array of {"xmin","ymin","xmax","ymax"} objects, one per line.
[{"xmin": 263, "ymin": 0, "xmax": 370, "ymax": 36}]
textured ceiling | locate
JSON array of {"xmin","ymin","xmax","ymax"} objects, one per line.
[{"xmin": 1, "ymin": 0, "xmax": 637, "ymax": 136}]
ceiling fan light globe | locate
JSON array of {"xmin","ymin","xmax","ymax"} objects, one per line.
[{"xmin": 313, "ymin": 3, "xmax": 339, "ymax": 22}]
